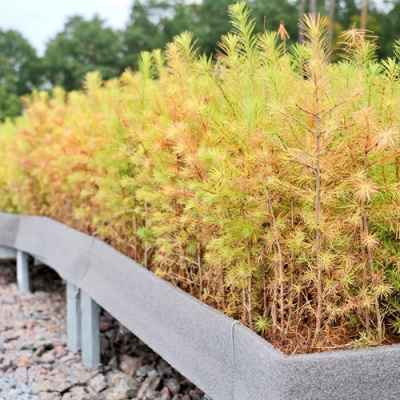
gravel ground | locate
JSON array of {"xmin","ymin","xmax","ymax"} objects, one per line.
[{"xmin": 0, "ymin": 260, "xmax": 206, "ymax": 400}]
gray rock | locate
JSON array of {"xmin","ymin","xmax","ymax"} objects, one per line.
[
  {"xmin": 71, "ymin": 369, "xmax": 96, "ymax": 385},
  {"xmin": 62, "ymin": 394, "xmax": 96, "ymax": 400},
  {"xmin": 107, "ymin": 372, "xmax": 139, "ymax": 399},
  {"xmin": 100, "ymin": 389, "xmax": 128, "ymax": 400},
  {"xmin": 37, "ymin": 353, "xmax": 55, "ymax": 364},
  {"xmin": 0, "ymin": 356, "xmax": 12, "ymax": 371},
  {"xmin": 119, "ymin": 356, "xmax": 141, "ymax": 377},
  {"xmin": 31, "ymin": 380, "xmax": 55, "ymax": 394},
  {"xmin": 66, "ymin": 386, "xmax": 87, "ymax": 396},
  {"xmin": 160, "ymin": 387, "xmax": 171, "ymax": 395},
  {"xmin": 89, "ymin": 374, "xmax": 107, "ymax": 393},
  {"xmin": 166, "ymin": 379, "xmax": 180, "ymax": 396},
  {"xmin": 107, "ymin": 356, "xmax": 119, "ymax": 370},
  {"xmin": 53, "ymin": 380, "xmax": 74, "ymax": 393},
  {"xmin": 4, "ymin": 332, "xmax": 20, "ymax": 342},
  {"xmin": 15, "ymin": 341, "xmax": 34, "ymax": 351},
  {"xmin": 33, "ymin": 340, "xmax": 54, "ymax": 351},
  {"xmin": 135, "ymin": 365, "xmax": 154, "ymax": 378},
  {"xmin": 154, "ymin": 395, "xmax": 171, "ymax": 400},
  {"xmin": 34, "ymin": 346, "xmax": 46, "ymax": 358},
  {"xmin": 59, "ymin": 353, "xmax": 76, "ymax": 363},
  {"xmin": 14, "ymin": 366, "xmax": 28, "ymax": 383},
  {"xmin": 39, "ymin": 393, "xmax": 61, "ymax": 400},
  {"xmin": 137, "ymin": 371, "xmax": 161, "ymax": 399}
]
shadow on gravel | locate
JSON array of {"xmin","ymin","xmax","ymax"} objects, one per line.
[
  {"xmin": 0, "ymin": 260, "xmax": 17, "ymax": 286},
  {"xmin": 29, "ymin": 263, "xmax": 64, "ymax": 294},
  {"xmin": 0, "ymin": 260, "xmax": 64, "ymax": 294}
]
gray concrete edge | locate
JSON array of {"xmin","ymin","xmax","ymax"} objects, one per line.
[{"xmin": 1, "ymin": 212, "xmax": 400, "ymax": 400}]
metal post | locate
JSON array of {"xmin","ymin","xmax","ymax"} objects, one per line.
[
  {"xmin": 80, "ymin": 290, "xmax": 100, "ymax": 367},
  {"xmin": 67, "ymin": 282, "xmax": 81, "ymax": 353},
  {"xmin": 16, "ymin": 250, "xmax": 31, "ymax": 295}
]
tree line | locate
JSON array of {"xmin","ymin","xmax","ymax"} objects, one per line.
[{"xmin": 1, "ymin": 0, "xmax": 399, "ymax": 120}]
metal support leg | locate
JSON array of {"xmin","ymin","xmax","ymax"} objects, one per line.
[
  {"xmin": 80, "ymin": 290, "xmax": 100, "ymax": 367},
  {"xmin": 16, "ymin": 250, "xmax": 31, "ymax": 295},
  {"xmin": 67, "ymin": 282, "xmax": 81, "ymax": 353}
]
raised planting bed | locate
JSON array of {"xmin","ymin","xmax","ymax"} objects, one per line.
[
  {"xmin": 0, "ymin": 246, "xmax": 16, "ymax": 259},
  {"xmin": 1, "ymin": 211, "xmax": 400, "ymax": 400}
]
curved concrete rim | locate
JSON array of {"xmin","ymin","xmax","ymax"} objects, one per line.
[{"xmin": 0, "ymin": 211, "xmax": 399, "ymax": 400}]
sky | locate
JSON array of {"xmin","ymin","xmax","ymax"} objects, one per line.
[
  {"xmin": 0, "ymin": 0, "xmax": 133, "ymax": 55},
  {"xmin": 0, "ymin": 0, "xmax": 394, "ymax": 57}
]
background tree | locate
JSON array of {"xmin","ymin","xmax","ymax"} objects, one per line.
[
  {"xmin": 121, "ymin": 0, "xmax": 167, "ymax": 69},
  {"xmin": 299, "ymin": 0, "xmax": 307, "ymax": 43},
  {"xmin": 192, "ymin": 0, "xmax": 237, "ymax": 55},
  {"xmin": 162, "ymin": 1, "xmax": 199, "ymax": 48},
  {"xmin": 121, "ymin": 0, "xmax": 298, "ymax": 66},
  {"xmin": 361, "ymin": 0, "xmax": 368, "ymax": 30},
  {"xmin": 2, "ymin": 0, "xmax": 400, "ymax": 105},
  {"xmin": 0, "ymin": 29, "xmax": 42, "ymax": 120},
  {"xmin": 310, "ymin": 0, "xmax": 317, "ymax": 17},
  {"xmin": 249, "ymin": 0, "xmax": 298, "ymax": 40},
  {"xmin": 44, "ymin": 16, "xmax": 122, "ymax": 91},
  {"xmin": 328, "ymin": 0, "xmax": 335, "ymax": 49}
]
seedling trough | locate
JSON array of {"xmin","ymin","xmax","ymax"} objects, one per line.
[{"xmin": 0, "ymin": 211, "xmax": 399, "ymax": 400}]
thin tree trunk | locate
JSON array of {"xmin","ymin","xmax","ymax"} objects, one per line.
[
  {"xmin": 144, "ymin": 201, "xmax": 148, "ymax": 268},
  {"xmin": 246, "ymin": 239, "xmax": 253, "ymax": 329},
  {"xmin": 360, "ymin": 211, "xmax": 370, "ymax": 335},
  {"xmin": 361, "ymin": 118, "xmax": 382, "ymax": 342},
  {"xmin": 286, "ymin": 260, "xmax": 294, "ymax": 337},
  {"xmin": 220, "ymin": 272, "xmax": 226, "ymax": 309},
  {"xmin": 365, "ymin": 218, "xmax": 383, "ymax": 342},
  {"xmin": 271, "ymin": 261, "xmax": 278, "ymax": 340},
  {"xmin": 197, "ymin": 241, "xmax": 203, "ymax": 297},
  {"xmin": 242, "ymin": 286, "xmax": 246, "ymax": 323},
  {"xmin": 267, "ymin": 188, "xmax": 285, "ymax": 335},
  {"xmin": 263, "ymin": 272, "xmax": 267, "ymax": 314},
  {"xmin": 310, "ymin": 0, "xmax": 317, "ymax": 18},
  {"xmin": 361, "ymin": 0, "xmax": 368, "ymax": 30},
  {"xmin": 328, "ymin": 0, "xmax": 336, "ymax": 59},
  {"xmin": 133, "ymin": 214, "xmax": 138, "ymax": 258},
  {"xmin": 298, "ymin": 0, "xmax": 307, "ymax": 43},
  {"xmin": 361, "ymin": 123, "xmax": 371, "ymax": 335},
  {"xmin": 248, "ymin": 274, "xmax": 253, "ymax": 329},
  {"xmin": 311, "ymin": 111, "xmax": 323, "ymax": 349}
]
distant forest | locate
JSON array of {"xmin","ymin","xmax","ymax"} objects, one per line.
[{"xmin": 1, "ymin": 0, "xmax": 399, "ymax": 120}]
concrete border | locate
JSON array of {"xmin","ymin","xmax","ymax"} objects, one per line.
[
  {"xmin": 0, "ymin": 212, "xmax": 400, "ymax": 399},
  {"xmin": 0, "ymin": 246, "xmax": 16, "ymax": 259}
]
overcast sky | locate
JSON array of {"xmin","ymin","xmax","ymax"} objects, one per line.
[
  {"xmin": 0, "ymin": 0, "xmax": 394, "ymax": 57},
  {"xmin": 0, "ymin": 0, "xmax": 132, "ymax": 55}
]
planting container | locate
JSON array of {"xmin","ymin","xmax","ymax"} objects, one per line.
[{"xmin": 0, "ymin": 211, "xmax": 399, "ymax": 400}]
